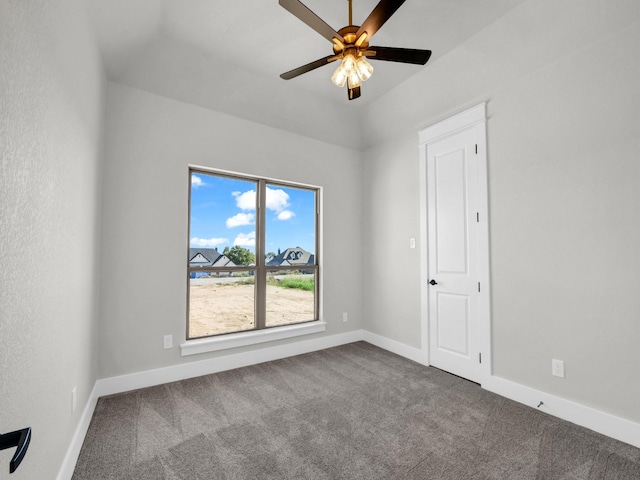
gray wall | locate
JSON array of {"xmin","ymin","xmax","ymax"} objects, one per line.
[
  {"xmin": 362, "ymin": 0, "xmax": 640, "ymax": 423},
  {"xmin": 0, "ymin": 0, "xmax": 104, "ymax": 477},
  {"xmin": 98, "ymin": 83, "xmax": 364, "ymax": 378}
]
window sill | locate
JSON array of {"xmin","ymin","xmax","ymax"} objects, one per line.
[{"xmin": 180, "ymin": 321, "xmax": 327, "ymax": 357}]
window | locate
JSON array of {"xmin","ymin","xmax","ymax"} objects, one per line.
[{"xmin": 187, "ymin": 168, "xmax": 319, "ymax": 340}]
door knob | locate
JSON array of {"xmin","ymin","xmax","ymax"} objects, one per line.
[{"xmin": 429, "ymin": 279, "xmax": 438, "ymax": 285}]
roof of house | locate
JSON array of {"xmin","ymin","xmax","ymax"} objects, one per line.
[
  {"xmin": 266, "ymin": 247, "xmax": 314, "ymax": 267},
  {"xmin": 189, "ymin": 248, "xmax": 235, "ymax": 268}
]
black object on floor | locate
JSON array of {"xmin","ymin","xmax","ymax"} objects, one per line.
[{"xmin": 0, "ymin": 427, "xmax": 31, "ymax": 474}]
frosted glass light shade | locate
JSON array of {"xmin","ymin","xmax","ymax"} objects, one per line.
[
  {"xmin": 356, "ymin": 56, "xmax": 373, "ymax": 81},
  {"xmin": 342, "ymin": 53, "xmax": 356, "ymax": 72},
  {"xmin": 347, "ymin": 69, "xmax": 362, "ymax": 88},
  {"xmin": 331, "ymin": 64, "xmax": 348, "ymax": 87}
]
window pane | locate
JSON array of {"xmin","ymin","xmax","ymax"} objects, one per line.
[
  {"xmin": 265, "ymin": 184, "xmax": 316, "ymax": 266},
  {"xmin": 189, "ymin": 171, "xmax": 258, "ymax": 338},
  {"xmin": 265, "ymin": 270, "xmax": 316, "ymax": 327},
  {"xmin": 189, "ymin": 275, "xmax": 255, "ymax": 337},
  {"xmin": 190, "ymin": 172, "xmax": 258, "ymax": 262}
]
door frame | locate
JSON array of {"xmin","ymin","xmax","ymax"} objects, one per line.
[{"xmin": 418, "ymin": 103, "xmax": 492, "ymax": 383}]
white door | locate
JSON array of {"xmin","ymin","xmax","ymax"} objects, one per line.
[{"xmin": 426, "ymin": 127, "xmax": 483, "ymax": 383}]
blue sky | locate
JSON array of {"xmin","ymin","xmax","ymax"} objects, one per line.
[{"xmin": 190, "ymin": 173, "xmax": 316, "ymax": 255}]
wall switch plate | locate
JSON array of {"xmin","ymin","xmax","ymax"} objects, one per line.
[
  {"xmin": 342, "ymin": 312, "xmax": 348, "ymax": 323},
  {"xmin": 409, "ymin": 238, "xmax": 416, "ymax": 249},
  {"xmin": 72, "ymin": 387, "xmax": 77, "ymax": 413},
  {"xmin": 552, "ymin": 359, "xmax": 565, "ymax": 378},
  {"xmin": 164, "ymin": 335, "xmax": 173, "ymax": 349}
]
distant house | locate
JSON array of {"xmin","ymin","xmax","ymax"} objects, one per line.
[
  {"xmin": 189, "ymin": 248, "xmax": 235, "ymax": 278},
  {"xmin": 267, "ymin": 247, "xmax": 315, "ymax": 270}
]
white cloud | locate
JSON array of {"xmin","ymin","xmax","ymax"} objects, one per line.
[
  {"xmin": 277, "ymin": 210, "xmax": 295, "ymax": 221},
  {"xmin": 233, "ymin": 231, "xmax": 256, "ymax": 247},
  {"xmin": 226, "ymin": 212, "xmax": 255, "ymax": 228},
  {"xmin": 233, "ymin": 187, "xmax": 291, "ymax": 214},
  {"xmin": 266, "ymin": 187, "xmax": 289, "ymax": 213},
  {"xmin": 190, "ymin": 237, "xmax": 228, "ymax": 247},
  {"xmin": 191, "ymin": 175, "xmax": 205, "ymax": 188},
  {"xmin": 234, "ymin": 190, "xmax": 256, "ymax": 210}
]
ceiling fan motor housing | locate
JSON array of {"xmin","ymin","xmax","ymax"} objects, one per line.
[{"xmin": 333, "ymin": 25, "xmax": 370, "ymax": 56}]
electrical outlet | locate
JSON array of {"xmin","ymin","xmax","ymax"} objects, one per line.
[
  {"xmin": 552, "ymin": 359, "xmax": 565, "ymax": 378},
  {"xmin": 342, "ymin": 312, "xmax": 348, "ymax": 323},
  {"xmin": 72, "ymin": 387, "xmax": 77, "ymax": 413},
  {"xmin": 163, "ymin": 335, "xmax": 173, "ymax": 349}
]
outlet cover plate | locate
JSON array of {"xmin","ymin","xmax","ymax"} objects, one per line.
[{"xmin": 552, "ymin": 359, "xmax": 565, "ymax": 378}]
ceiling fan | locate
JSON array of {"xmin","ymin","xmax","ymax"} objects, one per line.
[{"xmin": 279, "ymin": 0, "xmax": 432, "ymax": 100}]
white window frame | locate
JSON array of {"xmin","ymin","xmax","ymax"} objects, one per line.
[{"xmin": 182, "ymin": 167, "xmax": 324, "ymax": 356}]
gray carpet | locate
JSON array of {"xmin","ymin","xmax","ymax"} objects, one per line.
[{"xmin": 72, "ymin": 342, "xmax": 640, "ymax": 479}]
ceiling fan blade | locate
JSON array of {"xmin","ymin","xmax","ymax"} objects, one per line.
[
  {"xmin": 279, "ymin": 0, "xmax": 344, "ymax": 43},
  {"xmin": 368, "ymin": 46, "xmax": 432, "ymax": 65},
  {"xmin": 356, "ymin": 0, "xmax": 406, "ymax": 42},
  {"xmin": 280, "ymin": 55, "xmax": 335, "ymax": 80},
  {"xmin": 348, "ymin": 85, "xmax": 361, "ymax": 100}
]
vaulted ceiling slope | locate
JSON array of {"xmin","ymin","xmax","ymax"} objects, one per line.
[
  {"xmin": 361, "ymin": 0, "xmax": 640, "ymax": 149},
  {"xmin": 87, "ymin": 0, "xmax": 527, "ymax": 149}
]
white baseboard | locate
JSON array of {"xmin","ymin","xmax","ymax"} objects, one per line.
[
  {"xmin": 95, "ymin": 329, "xmax": 364, "ymax": 397},
  {"xmin": 483, "ymin": 375, "xmax": 640, "ymax": 449},
  {"xmin": 361, "ymin": 330, "xmax": 428, "ymax": 365},
  {"xmin": 56, "ymin": 382, "xmax": 100, "ymax": 480}
]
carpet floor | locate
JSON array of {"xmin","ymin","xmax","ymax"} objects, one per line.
[{"xmin": 72, "ymin": 342, "xmax": 640, "ymax": 479}]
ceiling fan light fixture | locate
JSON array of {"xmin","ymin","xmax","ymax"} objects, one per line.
[
  {"xmin": 332, "ymin": 51, "xmax": 371, "ymax": 89},
  {"xmin": 342, "ymin": 52, "xmax": 357, "ymax": 71},
  {"xmin": 347, "ymin": 68, "xmax": 362, "ymax": 89},
  {"xmin": 331, "ymin": 52, "xmax": 356, "ymax": 87},
  {"xmin": 356, "ymin": 56, "xmax": 373, "ymax": 81},
  {"xmin": 331, "ymin": 63, "xmax": 348, "ymax": 87}
]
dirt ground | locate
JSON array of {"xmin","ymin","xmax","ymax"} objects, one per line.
[{"xmin": 189, "ymin": 281, "xmax": 315, "ymax": 338}]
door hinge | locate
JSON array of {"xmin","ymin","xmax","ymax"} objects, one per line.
[
  {"xmin": 479, "ymin": 352, "xmax": 482, "ymax": 364},
  {"xmin": 475, "ymin": 144, "xmax": 478, "ymax": 155},
  {"xmin": 476, "ymin": 212, "xmax": 479, "ymax": 223},
  {"xmin": 478, "ymin": 282, "xmax": 481, "ymax": 292}
]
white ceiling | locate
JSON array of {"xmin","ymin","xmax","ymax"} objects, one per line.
[{"xmin": 87, "ymin": 0, "xmax": 527, "ymax": 108}]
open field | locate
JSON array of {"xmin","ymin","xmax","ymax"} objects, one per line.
[{"xmin": 188, "ymin": 278, "xmax": 315, "ymax": 338}]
